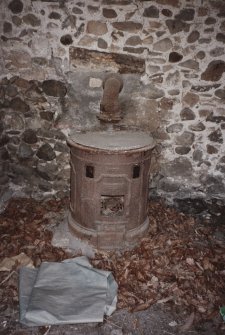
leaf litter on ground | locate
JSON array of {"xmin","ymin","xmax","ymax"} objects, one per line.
[{"xmin": 0, "ymin": 197, "xmax": 224, "ymax": 328}]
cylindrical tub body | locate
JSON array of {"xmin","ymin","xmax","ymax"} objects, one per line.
[{"xmin": 67, "ymin": 131, "xmax": 155, "ymax": 250}]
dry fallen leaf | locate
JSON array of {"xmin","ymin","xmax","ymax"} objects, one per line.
[
  {"xmin": 0, "ymin": 253, "xmax": 34, "ymax": 271},
  {"xmin": 179, "ymin": 312, "xmax": 195, "ymax": 333}
]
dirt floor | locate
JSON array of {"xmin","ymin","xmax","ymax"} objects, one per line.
[{"xmin": 0, "ymin": 197, "xmax": 225, "ymax": 335}]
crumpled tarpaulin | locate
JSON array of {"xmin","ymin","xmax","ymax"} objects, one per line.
[{"xmin": 19, "ymin": 256, "xmax": 117, "ymax": 326}]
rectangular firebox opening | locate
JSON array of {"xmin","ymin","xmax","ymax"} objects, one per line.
[{"xmin": 100, "ymin": 195, "xmax": 124, "ymax": 216}]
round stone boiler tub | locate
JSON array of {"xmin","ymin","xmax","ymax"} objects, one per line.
[{"xmin": 67, "ymin": 131, "xmax": 155, "ymax": 250}]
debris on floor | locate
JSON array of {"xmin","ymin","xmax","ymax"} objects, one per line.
[
  {"xmin": 0, "ymin": 252, "xmax": 33, "ymax": 272},
  {"xmin": 0, "ymin": 197, "xmax": 225, "ymax": 334},
  {"xmin": 92, "ymin": 200, "xmax": 225, "ymax": 321},
  {"xmin": 19, "ymin": 256, "xmax": 117, "ymax": 326}
]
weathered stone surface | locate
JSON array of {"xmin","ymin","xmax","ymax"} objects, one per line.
[
  {"xmin": 175, "ymin": 8, "xmax": 195, "ymax": 21},
  {"xmin": 205, "ymin": 175, "xmax": 225, "ymax": 195},
  {"xmin": 87, "ymin": 5, "xmax": 99, "ymax": 13},
  {"xmin": 8, "ymin": 0, "xmax": 23, "ymax": 14},
  {"xmin": 179, "ymin": 60, "xmax": 199, "ymax": 70},
  {"xmin": 147, "ymin": 65, "xmax": 160, "ymax": 74},
  {"xmin": 102, "ymin": 0, "xmax": 131, "ymax": 4},
  {"xmin": 123, "ymin": 47, "xmax": 146, "ymax": 54},
  {"xmin": 156, "ymin": 31, "xmax": 166, "ymax": 38},
  {"xmin": 13, "ymin": 77, "xmax": 30, "ymax": 89},
  {"xmin": 204, "ymin": 27, "xmax": 214, "ymax": 33},
  {"xmin": 32, "ymin": 57, "xmax": 48, "ymax": 67},
  {"xmin": 54, "ymin": 142, "xmax": 69, "ymax": 153},
  {"xmin": 0, "ymin": 86, "xmax": 5, "ymax": 100},
  {"xmin": 12, "ymin": 15, "xmax": 22, "ymax": 26},
  {"xmin": 206, "ymin": 113, "xmax": 225, "ymax": 123},
  {"xmin": 141, "ymin": 83, "xmax": 164, "ymax": 99},
  {"xmin": 72, "ymin": 7, "xmax": 83, "ymax": 14},
  {"xmin": 125, "ymin": 36, "xmax": 142, "ymax": 46},
  {"xmin": 159, "ymin": 97, "xmax": 173, "ymax": 110},
  {"xmin": 42, "ymin": 80, "xmax": 67, "ymax": 97},
  {"xmin": 49, "ymin": 12, "xmax": 61, "ymax": 20},
  {"xmin": 175, "ymin": 131, "xmax": 195, "ymax": 146},
  {"xmin": 157, "ymin": 0, "xmax": 179, "ymax": 7},
  {"xmin": 37, "ymin": 162, "xmax": 58, "ymax": 181},
  {"xmin": 69, "ymin": 47, "xmax": 145, "ymax": 73},
  {"xmin": 208, "ymin": 129, "xmax": 223, "ymax": 143},
  {"xmin": 36, "ymin": 143, "xmax": 56, "ymax": 161},
  {"xmin": 168, "ymin": 89, "xmax": 180, "ymax": 96},
  {"xmin": 205, "ymin": 17, "xmax": 216, "ymax": 25},
  {"xmin": 112, "ymin": 22, "xmax": 142, "ymax": 32},
  {"xmin": 196, "ymin": 51, "xmax": 205, "ymax": 59},
  {"xmin": 0, "ymin": 134, "xmax": 9, "ymax": 147},
  {"xmin": 102, "ymin": 8, "xmax": 117, "ymax": 18},
  {"xmin": 166, "ymin": 123, "xmax": 183, "ymax": 133},
  {"xmin": 187, "ymin": 30, "xmax": 200, "ymax": 43},
  {"xmin": 142, "ymin": 36, "xmax": 153, "ymax": 45},
  {"xmin": 216, "ymin": 33, "xmax": 225, "ymax": 43},
  {"xmin": 199, "ymin": 37, "xmax": 211, "ymax": 44},
  {"xmin": 74, "ymin": 23, "xmax": 85, "ymax": 39},
  {"xmin": 23, "ymin": 14, "xmax": 41, "ymax": 26},
  {"xmin": 183, "ymin": 92, "xmax": 199, "ymax": 107},
  {"xmin": 189, "ymin": 122, "xmax": 206, "ymax": 131},
  {"xmin": 216, "ymin": 164, "xmax": 225, "ymax": 174},
  {"xmin": 207, "ymin": 144, "xmax": 218, "ymax": 154},
  {"xmin": 221, "ymin": 21, "xmax": 225, "ymax": 31},
  {"xmin": 169, "ymin": 52, "xmax": 183, "ymax": 62},
  {"xmin": 201, "ymin": 60, "xmax": 225, "ymax": 81},
  {"xmin": 40, "ymin": 111, "xmax": 54, "ymax": 121},
  {"xmin": 175, "ymin": 146, "xmax": 191, "ymax": 155},
  {"xmin": 22, "ymin": 129, "xmax": 38, "ymax": 144},
  {"xmin": 210, "ymin": 47, "xmax": 224, "ymax": 57},
  {"xmin": 159, "ymin": 178, "xmax": 180, "ymax": 192},
  {"xmin": 5, "ymin": 112, "xmax": 24, "ymax": 131},
  {"xmin": 6, "ymin": 50, "xmax": 32, "ymax": 69},
  {"xmin": 153, "ymin": 38, "xmax": 172, "ymax": 52},
  {"xmin": 215, "ymin": 89, "xmax": 225, "ymax": 99},
  {"xmin": 78, "ymin": 35, "xmax": 97, "ymax": 47},
  {"xmin": 166, "ymin": 19, "xmax": 190, "ymax": 34},
  {"xmin": 10, "ymin": 97, "xmax": 30, "ymax": 113},
  {"xmin": 193, "ymin": 149, "xmax": 203, "ymax": 161},
  {"xmin": 62, "ymin": 15, "xmax": 76, "ymax": 29},
  {"xmin": 3, "ymin": 22, "xmax": 12, "ymax": 34},
  {"xmin": 166, "ymin": 70, "xmax": 180, "ymax": 86},
  {"xmin": 149, "ymin": 21, "xmax": 162, "ymax": 29},
  {"xmin": 191, "ymin": 84, "xmax": 220, "ymax": 92},
  {"xmin": 87, "ymin": 21, "xmax": 107, "ymax": 36},
  {"xmin": 17, "ymin": 143, "xmax": 34, "ymax": 159},
  {"xmin": 162, "ymin": 9, "xmax": 172, "ymax": 17},
  {"xmin": 162, "ymin": 157, "xmax": 193, "ymax": 177},
  {"xmin": 38, "ymin": 180, "xmax": 52, "ymax": 192},
  {"xmin": 38, "ymin": 129, "xmax": 66, "ymax": 141},
  {"xmin": 98, "ymin": 38, "xmax": 107, "ymax": 49},
  {"xmin": 60, "ymin": 34, "xmax": 73, "ymax": 45},
  {"xmin": 198, "ymin": 7, "xmax": 208, "ymax": 16},
  {"xmin": 5, "ymin": 85, "xmax": 18, "ymax": 97},
  {"xmin": 10, "ymin": 136, "xmax": 20, "ymax": 145},
  {"xmin": 0, "ymin": 148, "xmax": 9, "ymax": 160},
  {"xmin": 150, "ymin": 58, "xmax": 166, "ymax": 65},
  {"xmin": 143, "ymin": 6, "xmax": 159, "ymax": 18},
  {"xmin": 220, "ymin": 156, "xmax": 225, "ymax": 163}
]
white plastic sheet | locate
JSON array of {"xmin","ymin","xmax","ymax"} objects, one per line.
[{"xmin": 19, "ymin": 256, "xmax": 117, "ymax": 326}]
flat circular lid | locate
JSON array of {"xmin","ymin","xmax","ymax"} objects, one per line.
[{"xmin": 68, "ymin": 131, "xmax": 155, "ymax": 151}]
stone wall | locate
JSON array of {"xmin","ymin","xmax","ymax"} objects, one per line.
[{"xmin": 0, "ymin": 0, "xmax": 225, "ymax": 205}]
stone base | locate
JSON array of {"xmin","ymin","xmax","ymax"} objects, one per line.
[{"xmin": 68, "ymin": 211, "xmax": 149, "ymax": 250}]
